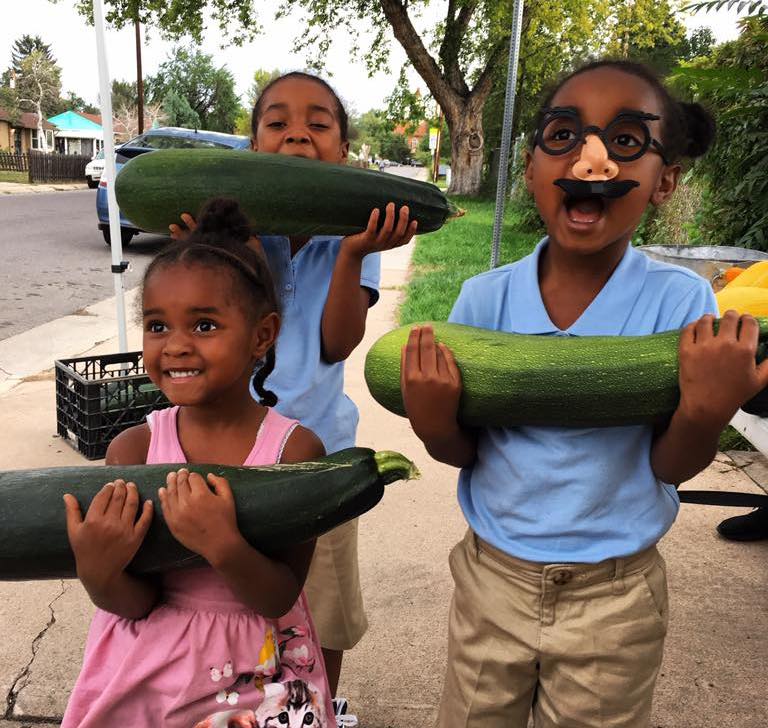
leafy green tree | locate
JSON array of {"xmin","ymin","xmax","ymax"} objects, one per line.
[
  {"xmin": 161, "ymin": 89, "xmax": 201, "ymax": 128},
  {"xmin": 111, "ymin": 79, "xmax": 138, "ymax": 111},
  {"xmin": 379, "ymin": 132, "xmax": 411, "ymax": 162},
  {"xmin": 146, "ymin": 47, "xmax": 239, "ymax": 132},
  {"xmin": 247, "ymin": 68, "xmax": 282, "ymax": 107},
  {"xmin": 56, "ymin": 91, "xmax": 99, "ymax": 115},
  {"xmin": 10, "ymin": 35, "xmax": 56, "ymax": 74},
  {"xmin": 605, "ymin": 0, "xmax": 689, "ymax": 74},
  {"xmin": 684, "ymin": 26, "xmax": 716, "ymax": 59},
  {"xmin": 64, "ymin": 0, "xmax": 260, "ymax": 45},
  {"xmin": 14, "ymin": 51, "xmax": 62, "ymax": 150},
  {"xmin": 669, "ymin": 16, "xmax": 768, "ymax": 249}
]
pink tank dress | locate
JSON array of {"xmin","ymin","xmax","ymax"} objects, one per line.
[{"xmin": 62, "ymin": 406, "xmax": 333, "ymax": 728}]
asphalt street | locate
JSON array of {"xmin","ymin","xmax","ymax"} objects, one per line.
[{"xmin": 0, "ymin": 189, "xmax": 165, "ymax": 341}]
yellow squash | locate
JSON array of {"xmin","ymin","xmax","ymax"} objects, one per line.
[{"xmin": 716, "ymin": 286, "xmax": 768, "ymax": 317}]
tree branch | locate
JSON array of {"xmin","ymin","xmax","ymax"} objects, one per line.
[
  {"xmin": 438, "ymin": 0, "xmax": 478, "ymax": 97},
  {"xmin": 470, "ymin": 37, "xmax": 509, "ymax": 106},
  {"xmin": 379, "ymin": 0, "xmax": 459, "ymax": 110}
]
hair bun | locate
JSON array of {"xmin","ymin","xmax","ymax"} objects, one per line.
[
  {"xmin": 680, "ymin": 101, "xmax": 716, "ymax": 158},
  {"xmin": 195, "ymin": 197, "xmax": 252, "ymax": 245}
]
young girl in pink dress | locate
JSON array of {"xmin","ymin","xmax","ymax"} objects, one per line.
[{"xmin": 62, "ymin": 198, "xmax": 334, "ymax": 727}]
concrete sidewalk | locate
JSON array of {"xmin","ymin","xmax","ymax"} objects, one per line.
[
  {"xmin": 0, "ymin": 182, "xmax": 88, "ymax": 195},
  {"xmin": 0, "ymin": 241, "xmax": 767, "ymax": 726}
]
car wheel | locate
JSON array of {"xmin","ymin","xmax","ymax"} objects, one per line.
[
  {"xmin": 102, "ymin": 228, "xmax": 136, "ymax": 247},
  {"xmin": 86, "ymin": 177, "xmax": 98, "ymax": 189}
]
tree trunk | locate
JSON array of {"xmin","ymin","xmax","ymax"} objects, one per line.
[
  {"xmin": 35, "ymin": 100, "xmax": 48, "ymax": 153},
  {"xmin": 445, "ymin": 102, "xmax": 485, "ymax": 196}
]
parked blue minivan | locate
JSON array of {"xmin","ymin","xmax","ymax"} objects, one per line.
[{"xmin": 97, "ymin": 126, "xmax": 250, "ymax": 246}]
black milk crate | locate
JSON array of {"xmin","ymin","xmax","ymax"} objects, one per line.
[{"xmin": 55, "ymin": 351, "xmax": 170, "ymax": 460}]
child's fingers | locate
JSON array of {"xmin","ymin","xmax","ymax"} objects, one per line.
[
  {"xmin": 401, "ymin": 219, "xmax": 418, "ymax": 246},
  {"xmin": 166, "ymin": 470, "xmax": 178, "ymax": 498},
  {"xmin": 175, "ymin": 469, "xmax": 192, "ymax": 500},
  {"xmin": 693, "ymin": 313, "xmax": 716, "ymax": 343},
  {"xmin": 391, "ymin": 205, "xmax": 410, "ymax": 241},
  {"xmin": 123, "ymin": 482, "xmax": 140, "ymax": 520},
  {"xmin": 207, "ymin": 474, "xmax": 234, "ymax": 503},
  {"xmin": 375, "ymin": 203, "xmax": 396, "ymax": 244},
  {"xmin": 63, "ymin": 494, "xmax": 83, "ymax": 536},
  {"xmin": 133, "ymin": 499, "xmax": 154, "ymax": 540},
  {"xmin": 439, "ymin": 343, "xmax": 462, "ymax": 386},
  {"xmin": 364, "ymin": 208, "xmax": 380, "ymax": 238},
  {"xmin": 419, "ymin": 325, "xmax": 438, "ymax": 376},
  {"xmin": 180, "ymin": 213, "xmax": 197, "ymax": 231},
  {"xmin": 736, "ymin": 314, "xmax": 759, "ymax": 346},
  {"xmin": 106, "ymin": 479, "xmax": 127, "ymax": 518},
  {"xmin": 715, "ymin": 309, "xmax": 739, "ymax": 340},
  {"xmin": 89, "ymin": 482, "xmax": 115, "ymax": 516},
  {"xmin": 402, "ymin": 326, "xmax": 423, "ymax": 378}
]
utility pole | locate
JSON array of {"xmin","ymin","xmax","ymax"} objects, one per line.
[
  {"xmin": 432, "ymin": 108, "xmax": 443, "ymax": 184},
  {"xmin": 135, "ymin": 17, "xmax": 144, "ymax": 134}
]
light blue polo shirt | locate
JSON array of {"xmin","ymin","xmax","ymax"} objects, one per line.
[
  {"xmin": 250, "ymin": 236, "xmax": 380, "ymax": 454},
  {"xmin": 449, "ymin": 238, "xmax": 718, "ymax": 563}
]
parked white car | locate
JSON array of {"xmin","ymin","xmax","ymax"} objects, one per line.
[{"xmin": 85, "ymin": 150, "xmax": 105, "ymax": 189}]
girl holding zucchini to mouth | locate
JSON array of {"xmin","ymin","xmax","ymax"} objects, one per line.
[
  {"xmin": 170, "ymin": 72, "xmax": 417, "ymax": 717},
  {"xmin": 401, "ymin": 60, "xmax": 768, "ymax": 728}
]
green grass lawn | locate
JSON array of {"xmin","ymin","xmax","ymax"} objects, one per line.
[
  {"xmin": 399, "ymin": 196, "xmax": 541, "ymax": 324},
  {"xmin": 0, "ymin": 171, "xmax": 28, "ymax": 183}
]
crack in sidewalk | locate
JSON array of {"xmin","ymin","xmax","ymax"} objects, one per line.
[{"xmin": 5, "ymin": 581, "xmax": 70, "ymax": 720}]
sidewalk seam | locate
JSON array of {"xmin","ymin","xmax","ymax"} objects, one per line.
[{"xmin": 5, "ymin": 581, "xmax": 70, "ymax": 721}]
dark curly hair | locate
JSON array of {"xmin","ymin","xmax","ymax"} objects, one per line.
[
  {"xmin": 530, "ymin": 59, "xmax": 716, "ymax": 163},
  {"xmin": 141, "ymin": 197, "xmax": 280, "ymax": 407}
]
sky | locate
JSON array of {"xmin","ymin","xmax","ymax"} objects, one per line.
[{"xmin": 0, "ymin": 0, "xmax": 748, "ymax": 118}]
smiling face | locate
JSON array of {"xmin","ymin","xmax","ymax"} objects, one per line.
[
  {"xmin": 525, "ymin": 66, "xmax": 680, "ymax": 257},
  {"xmin": 252, "ymin": 76, "xmax": 349, "ymax": 163},
  {"xmin": 142, "ymin": 263, "xmax": 278, "ymax": 407}
]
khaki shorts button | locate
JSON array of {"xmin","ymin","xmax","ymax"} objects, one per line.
[{"xmin": 552, "ymin": 570, "xmax": 572, "ymax": 585}]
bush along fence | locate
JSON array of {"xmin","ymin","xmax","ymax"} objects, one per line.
[{"xmin": 0, "ymin": 151, "xmax": 90, "ymax": 182}]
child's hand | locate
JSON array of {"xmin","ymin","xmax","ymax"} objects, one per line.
[
  {"xmin": 64, "ymin": 481, "xmax": 154, "ymax": 589},
  {"xmin": 158, "ymin": 469, "xmax": 242, "ymax": 566},
  {"xmin": 342, "ymin": 202, "xmax": 418, "ymax": 258},
  {"xmin": 169, "ymin": 212, "xmax": 197, "ymax": 241},
  {"xmin": 677, "ymin": 311, "xmax": 768, "ymax": 430},
  {"xmin": 401, "ymin": 325, "xmax": 463, "ymax": 442}
]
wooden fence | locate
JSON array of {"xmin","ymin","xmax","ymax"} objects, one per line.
[
  {"xmin": 0, "ymin": 152, "xmax": 91, "ymax": 182},
  {"xmin": 0, "ymin": 152, "xmax": 29, "ymax": 172},
  {"xmin": 28, "ymin": 152, "xmax": 91, "ymax": 183}
]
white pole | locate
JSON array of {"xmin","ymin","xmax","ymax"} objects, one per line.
[
  {"xmin": 490, "ymin": 0, "xmax": 525, "ymax": 269},
  {"xmin": 93, "ymin": 0, "xmax": 128, "ymax": 353}
]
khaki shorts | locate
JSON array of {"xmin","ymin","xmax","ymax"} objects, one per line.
[
  {"xmin": 303, "ymin": 518, "xmax": 368, "ymax": 651},
  {"xmin": 437, "ymin": 530, "xmax": 669, "ymax": 728}
]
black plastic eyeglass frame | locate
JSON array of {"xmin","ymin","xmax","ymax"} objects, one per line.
[{"xmin": 535, "ymin": 107, "xmax": 670, "ymax": 165}]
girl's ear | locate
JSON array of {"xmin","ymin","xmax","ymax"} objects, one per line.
[
  {"xmin": 252, "ymin": 312, "xmax": 280, "ymax": 361},
  {"xmin": 523, "ymin": 149, "xmax": 534, "ymax": 193},
  {"xmin": 651, "ymin": 164, "xmax": 681, "ymax": 207},
  {"xmin": 339, "ymin": 140, "xmax": 350, "ymax": 163},
  {"xmin": 250, "ymin": 138, "xmax": 258, "ymax": 152}
]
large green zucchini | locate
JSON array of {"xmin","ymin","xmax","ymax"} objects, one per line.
[
  {"xmin": 114, "ymin": 149, "xmax": 458, "ymax": 236},
  {"xmin": 0, "ymin": 448, "xmax": 417, "ymax": 581},
  {"xmin": 364, "ymin": 320, "xmax": 768, "ymax": 428}
]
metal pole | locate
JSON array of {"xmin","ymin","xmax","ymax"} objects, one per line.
[
  {"xmin": 490, "ymin": 0, "xmax": 525, "ymax": 269},
  {"xmin": 94, "ymin": 0, "xmax": 128, "ymax": 353},
  {"xmin": 432, "ymin": 109, "xmax": 443, "ymax": 184},
  {"xmin": 135, "ymin": 18, "xmax": 144, "ymax": 134}
]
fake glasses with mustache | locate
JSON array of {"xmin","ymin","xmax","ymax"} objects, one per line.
[{"xmin": 534, "ymin": 107, "xmax": 670, "ymax": 165}]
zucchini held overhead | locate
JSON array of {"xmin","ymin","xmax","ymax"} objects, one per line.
[{"xmin": 114, "ymin": 149, "xmax": 459, "ymax": 237}]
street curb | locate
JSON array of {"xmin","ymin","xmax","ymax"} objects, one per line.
[
  {"xmin": 0, "ymin": 288, "xmax": 141, "ymax": 396},
  {"xmin": 0, "ymin": 182, "xmax": 89, "ymax": 195}
]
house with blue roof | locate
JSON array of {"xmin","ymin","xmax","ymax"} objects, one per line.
[{"xmin": 47, "ymin": 110, "xmax": 104, "ymax": 157}]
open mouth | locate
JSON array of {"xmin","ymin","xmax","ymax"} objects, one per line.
[{"xmin": 565, "ymin": 194, "xmax": 605, "ymax": 225}]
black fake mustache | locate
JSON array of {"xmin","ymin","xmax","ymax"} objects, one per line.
[{"xmin": 554, "ymin": 178, "xmax": 640, "ymax": 199}]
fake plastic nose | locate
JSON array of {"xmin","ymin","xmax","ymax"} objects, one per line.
[{"xmin": 572, "ymin": 134, "xmax": 619, "ymax": 182}]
